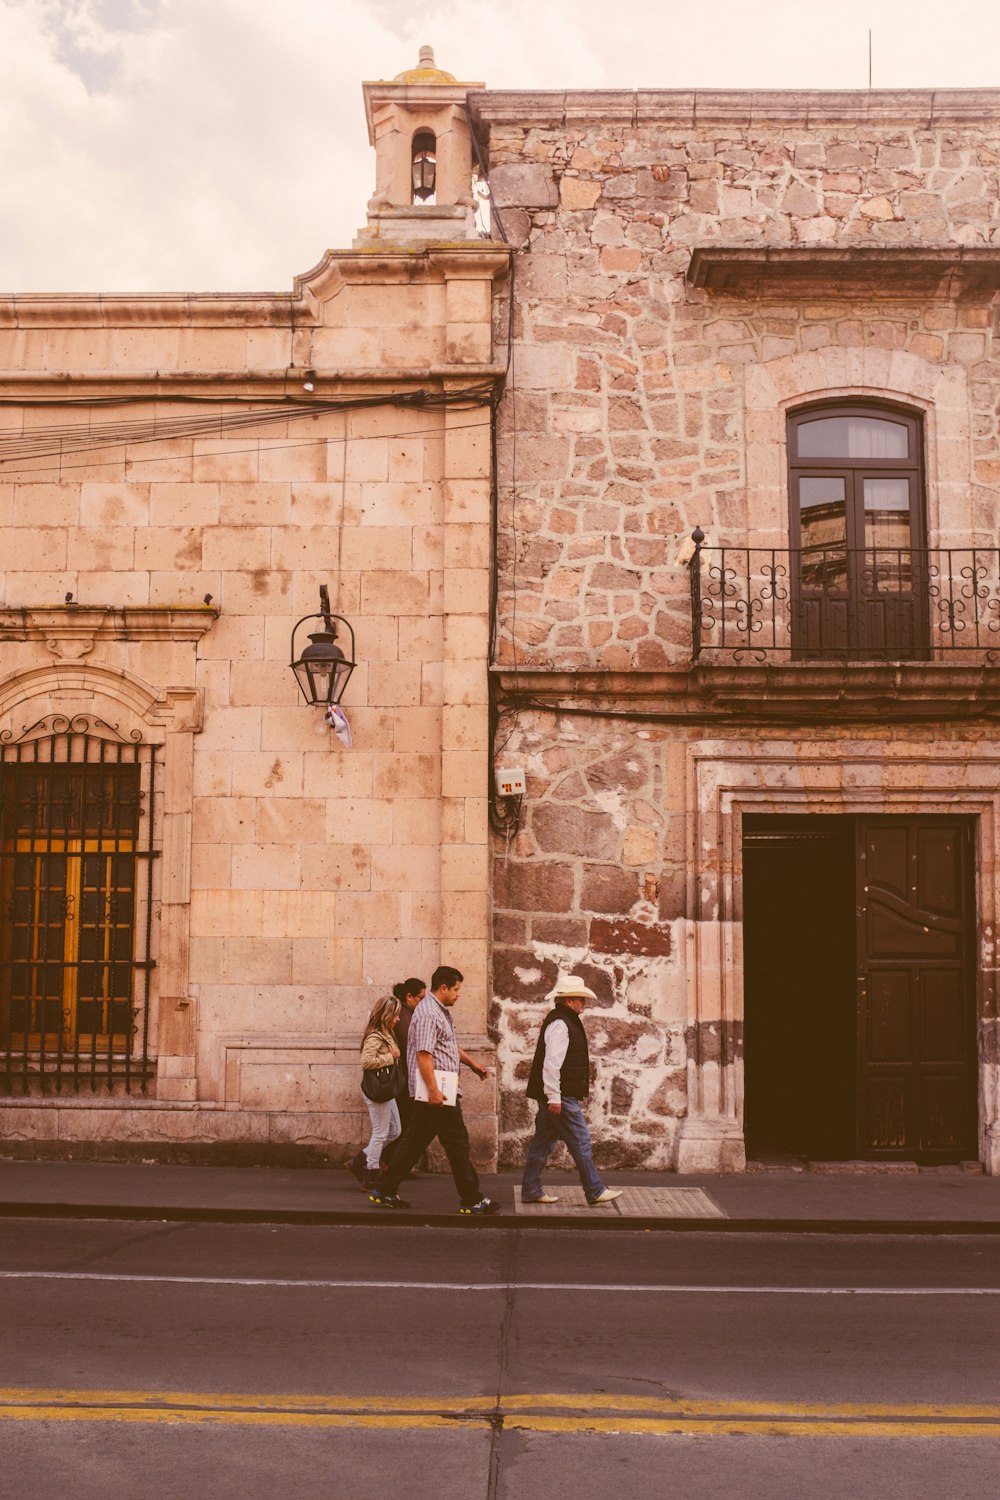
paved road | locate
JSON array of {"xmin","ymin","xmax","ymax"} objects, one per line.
[{"xmin": 1, "ymin": 1219, "xmax": 999, "ymax": 1498}]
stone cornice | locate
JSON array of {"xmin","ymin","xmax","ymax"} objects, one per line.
[
  {"xmin": 687, "ymin": 246, "xmax": 1000, "ymax": 297},
  {"xmin": 0, "ymin": 606, "xmax": 219, "ymax": 660},
  {"xmin": 492, "ymin": 663, "xmax": 1000, "ymax": 724},
  {"xmin": 0, "ymin": 365, "xmax": 508, "ymax": 398},
  {"xmin": 470, "ymin": 87, "xmax": 1000, "ymax": 130},
  {"xmin": 0, "ymin": 245, "xmax": 510, "ymax": 331},
  {"xmin": 363, "ymin": 76, "xmax": 485, "ymax": 143}
]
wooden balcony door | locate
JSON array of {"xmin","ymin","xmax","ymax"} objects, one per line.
[{"xmin": 788, "ymin": 404, "xmax": 929, "ymax": 659}]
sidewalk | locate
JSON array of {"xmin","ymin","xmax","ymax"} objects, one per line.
[{"xmin": 0, "ymin": 1158, "xmax": 998, "ymax": 1232}]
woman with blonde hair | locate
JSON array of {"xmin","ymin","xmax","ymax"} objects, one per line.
[{"xmin": 348, "ymin": 995, "xmax": 403, "ymax": 1190}]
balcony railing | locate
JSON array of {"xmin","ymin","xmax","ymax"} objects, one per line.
[{"xmin": 688, "ymin": 530, "xmax": 1000, "ymax": 662}]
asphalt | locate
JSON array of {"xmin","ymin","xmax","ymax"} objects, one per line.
[{"xmin": 0, "ymin": 1157, "xmax": 998, "ymax": 1232}]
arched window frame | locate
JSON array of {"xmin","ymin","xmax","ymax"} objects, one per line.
[
  {"xmin": 785, "ymin": 399, "xmax": 929, "ymax": 660},
  {"xmin": 787, "ymin": 398, "xmax": 926, "ymax": 553}
]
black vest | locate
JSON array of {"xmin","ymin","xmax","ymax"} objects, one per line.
[{"xmin": 527, "ymin": 1004, "xmax": 590, "ymax": 1101}]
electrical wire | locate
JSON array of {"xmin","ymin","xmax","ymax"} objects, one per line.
[
  {"xmin": 471, "ymin": 117, "xmax": 525, "ymax": 836},
  {"xmin": 0, "ymin": 148, "xmax": 525, "ymax": 829},
  {"xmin": 0, "ymin": 419, "xmax": 492, "ymax": 480},
  {"xmin": 0, "ymin": 386, "xmax": 496, "ymax": 468}
]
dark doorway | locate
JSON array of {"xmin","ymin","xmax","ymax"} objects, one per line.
[
  {"xmin": 743, "ymin": 814, "xmax": 977, "ymax": 1164},
  {"xmin": 743, "ymin": 817, "xmax": 856, "ymax": 1159}
]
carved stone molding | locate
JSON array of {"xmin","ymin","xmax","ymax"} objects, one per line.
[
  {"xmin": 0, "ymin": 663, "xmax": 205, "ymax": 740},
  {"xmin": 687, "ymin": 246, "xmax": 1000, "ymax": 297},
  {"xmin": 492, "ymin": 663, "xmax": 1000, "ymax": 725},
  {"xmin": 0, "ymin": 606, "xmax": 218, "ymax": 661}
]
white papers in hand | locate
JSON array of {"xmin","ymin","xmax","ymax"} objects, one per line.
[{"xmin": 414, "ymin": 1069, "xmax": 459, "ymax": 1106}]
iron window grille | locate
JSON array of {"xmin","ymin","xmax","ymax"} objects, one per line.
[{"xmin": 0, "ymin": 715, "xmax": 159, "ymax": 1094}]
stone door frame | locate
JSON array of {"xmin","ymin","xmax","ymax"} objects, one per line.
[{"xmin": 675, "ymin": 739, "xmax": 1000, "ymax": 1175}]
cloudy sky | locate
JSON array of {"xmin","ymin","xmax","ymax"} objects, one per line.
[{"xmin": 2, "ymin": 0, "xmax": 1000, "ymax": 294}]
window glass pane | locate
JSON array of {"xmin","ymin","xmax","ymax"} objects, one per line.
[
  {"xmin": 864, "ymin": 478, "xmax": 912, "ymax": 592},
  {"xmin": 864, "ymin": 478, "xmax": 911, "ymax": 546},
  {"xmin": 36, "ymin": 999, "xmax": 62, "ymax": 1032},
  {"xmin": 109, "ymin": 1001, "xmax": 133, "ymax": 1035},
  {"xmin": 76, "ymin": 999, "xmax": 104, "ymax": 1034},
  {"xmin": 797, "ymin": 416, "xmax": 909, "ymax": 460},
  {"xmin": 799, "ymin": 477, "xmax": 846, "ymax": 588}
]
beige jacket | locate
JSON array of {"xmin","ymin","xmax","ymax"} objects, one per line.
[{"xmin": 361, "ymin": 1030, "xmax": 398, "ymax": 1072}]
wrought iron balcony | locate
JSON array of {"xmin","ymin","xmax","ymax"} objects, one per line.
[{"xmin": 688, "ymin": 530, "xmax": 1000, "ymax": 662}]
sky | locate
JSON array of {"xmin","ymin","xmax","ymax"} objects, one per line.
[{"xmin": 2, "ymin": 0, "xmax": 1000, "ymax": 294}]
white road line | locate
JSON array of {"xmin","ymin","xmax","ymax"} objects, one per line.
[{"xmin": 0, "ymin": 1271, "xmax": 998, "ymax": 1294}]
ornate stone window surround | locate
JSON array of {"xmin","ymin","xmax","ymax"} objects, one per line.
[
  {"xmin": 676, "ymin": 740, "xmax": 1000, "ymax": 1176},
  {"xmin": 743, "ymin": 347, "xmax": 972, "ymax": 553},
  {"xmin": 0, "ymin": 606, "xmax": 216, "ymax": 1101}
]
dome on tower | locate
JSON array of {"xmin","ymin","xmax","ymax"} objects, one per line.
[{"xmin": 393, "ymin": 45, "xmax": 457, "ymax": 85}]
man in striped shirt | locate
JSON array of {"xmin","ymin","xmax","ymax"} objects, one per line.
[{"xmin": 369, "ymin": 964, "xmax": 500, "ymax": 1215}]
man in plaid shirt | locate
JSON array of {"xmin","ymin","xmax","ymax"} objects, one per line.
[{"xmin": 369, "ymin": 964, "xmax": 500, "ymax": 1215}]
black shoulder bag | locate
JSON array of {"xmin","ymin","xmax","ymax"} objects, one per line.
[{"xmin": 361, "ymin": 1061, "xmax": 401, "ymax": 1104}]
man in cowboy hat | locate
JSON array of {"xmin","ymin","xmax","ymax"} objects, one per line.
[{"xmin": 521, "ymin": 973, "xmax": 622, "ymax": 1207}]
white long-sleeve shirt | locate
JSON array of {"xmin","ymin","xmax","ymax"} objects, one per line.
[{"xmin": 541, "ymin": 1017, "xmax": 570, "ymax": 1105}]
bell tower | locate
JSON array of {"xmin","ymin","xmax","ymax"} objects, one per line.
[{"xmin": 356, "ymin": 46, "xmax": 484, "ymax": 246}]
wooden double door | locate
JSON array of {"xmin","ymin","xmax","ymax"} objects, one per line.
[{"xmin": 743, "ymin": 815, "xmax": 977, "ymax": 1164}]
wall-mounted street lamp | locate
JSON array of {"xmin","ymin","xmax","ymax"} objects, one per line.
[{"xmin": 290, "ymin": 585, "xmax": 356, "ymax": 706}]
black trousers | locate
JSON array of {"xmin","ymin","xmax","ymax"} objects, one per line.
[{"xmin": 378, "ymin": 1100, "xmax": 481, "ymax": 1205}]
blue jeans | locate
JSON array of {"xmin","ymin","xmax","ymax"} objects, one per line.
[
  {"xmin": 521, "ymin": 1096, "xmax": 606, "ymax": 1203},
  {"xmin": 364, "ymin": 1097, "xmax": 401, "ymax": 1171}
]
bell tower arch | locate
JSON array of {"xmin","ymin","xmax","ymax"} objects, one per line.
[{"xmin": 356, "ymin": 45, "xmax": 484, "ymax": 245}]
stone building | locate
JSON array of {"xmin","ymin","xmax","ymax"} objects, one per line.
[
  {"xmin": 6, "ymin": 54, "xmax": 1000, "ymax": 1183},
  {"xmin": 0, "ymin": 50, "xmax": 507, "ymax": 1162},
  {"xmin": 472, "ymin": 86, "xmax": 1000, "ymax": 1174}
]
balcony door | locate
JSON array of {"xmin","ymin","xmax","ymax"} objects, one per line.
[{"xmin": 788, "ymin": 403, "xmax": 928, "ymax": 659}]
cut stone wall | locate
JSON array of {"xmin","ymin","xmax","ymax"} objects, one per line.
[{"xmin": 0, "ymin": 244, "xmax": 507, "ymax": 1161}]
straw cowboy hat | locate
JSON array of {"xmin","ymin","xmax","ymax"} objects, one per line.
[{"xmin": 548, "ymin": 973, "xmax": 598, "ymax": 1002}]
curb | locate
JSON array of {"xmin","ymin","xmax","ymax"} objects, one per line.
[{"xmin": 3, "ymin": 1201, "xmax": 1000, "ymax": 1233}]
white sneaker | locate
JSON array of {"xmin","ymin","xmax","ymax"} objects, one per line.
[
  {"xmin": 588, "ymin": 1188, "xmax": 622, "ymax": 1205},
  {"xmin": 523, "ymin": 1193, "xmax": 559, "ymax": 1204}
]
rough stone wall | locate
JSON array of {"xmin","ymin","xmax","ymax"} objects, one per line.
[
  {"xmin": 480, "ymin": 93, "xmax": 1000, "ymax": 669},
  {"xmin": 492, "ymin": 710, "xmax": 1000, "ymax": 1170},
  {"xmin": 493, "ymin": 715, "xmax": 682, "ymax": 1169},
  {"xmin": 477, "ymin": 89, "xmax": 1000, "ymax": 1169}
]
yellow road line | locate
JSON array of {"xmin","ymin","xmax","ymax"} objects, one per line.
[
  {"xmin": 2, "ymin": 1388, "xmax": 1000, "ymax": 1439},
  {"xmin": 1, "ymin": 1404, "xmax": 1000, "ymax": 1438},
  {"xmin": 506, "ymin": 1416, "xmax": 1000, "ymax": 1439},
  {"xmin": 3, "ymin": 1388, "xmax": 1000, "ymax": 1424},
  {"xmin": 499, "ymin": 1393, "xmax": 1000, "ymax": 1419},
  {"xmin": 0, "ymin": 1406, "xmax": 462, "ymax": 1431},
  {"xmin": 0, "ymin": 1386, "xmax": 494, "ymax": 1415}
]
